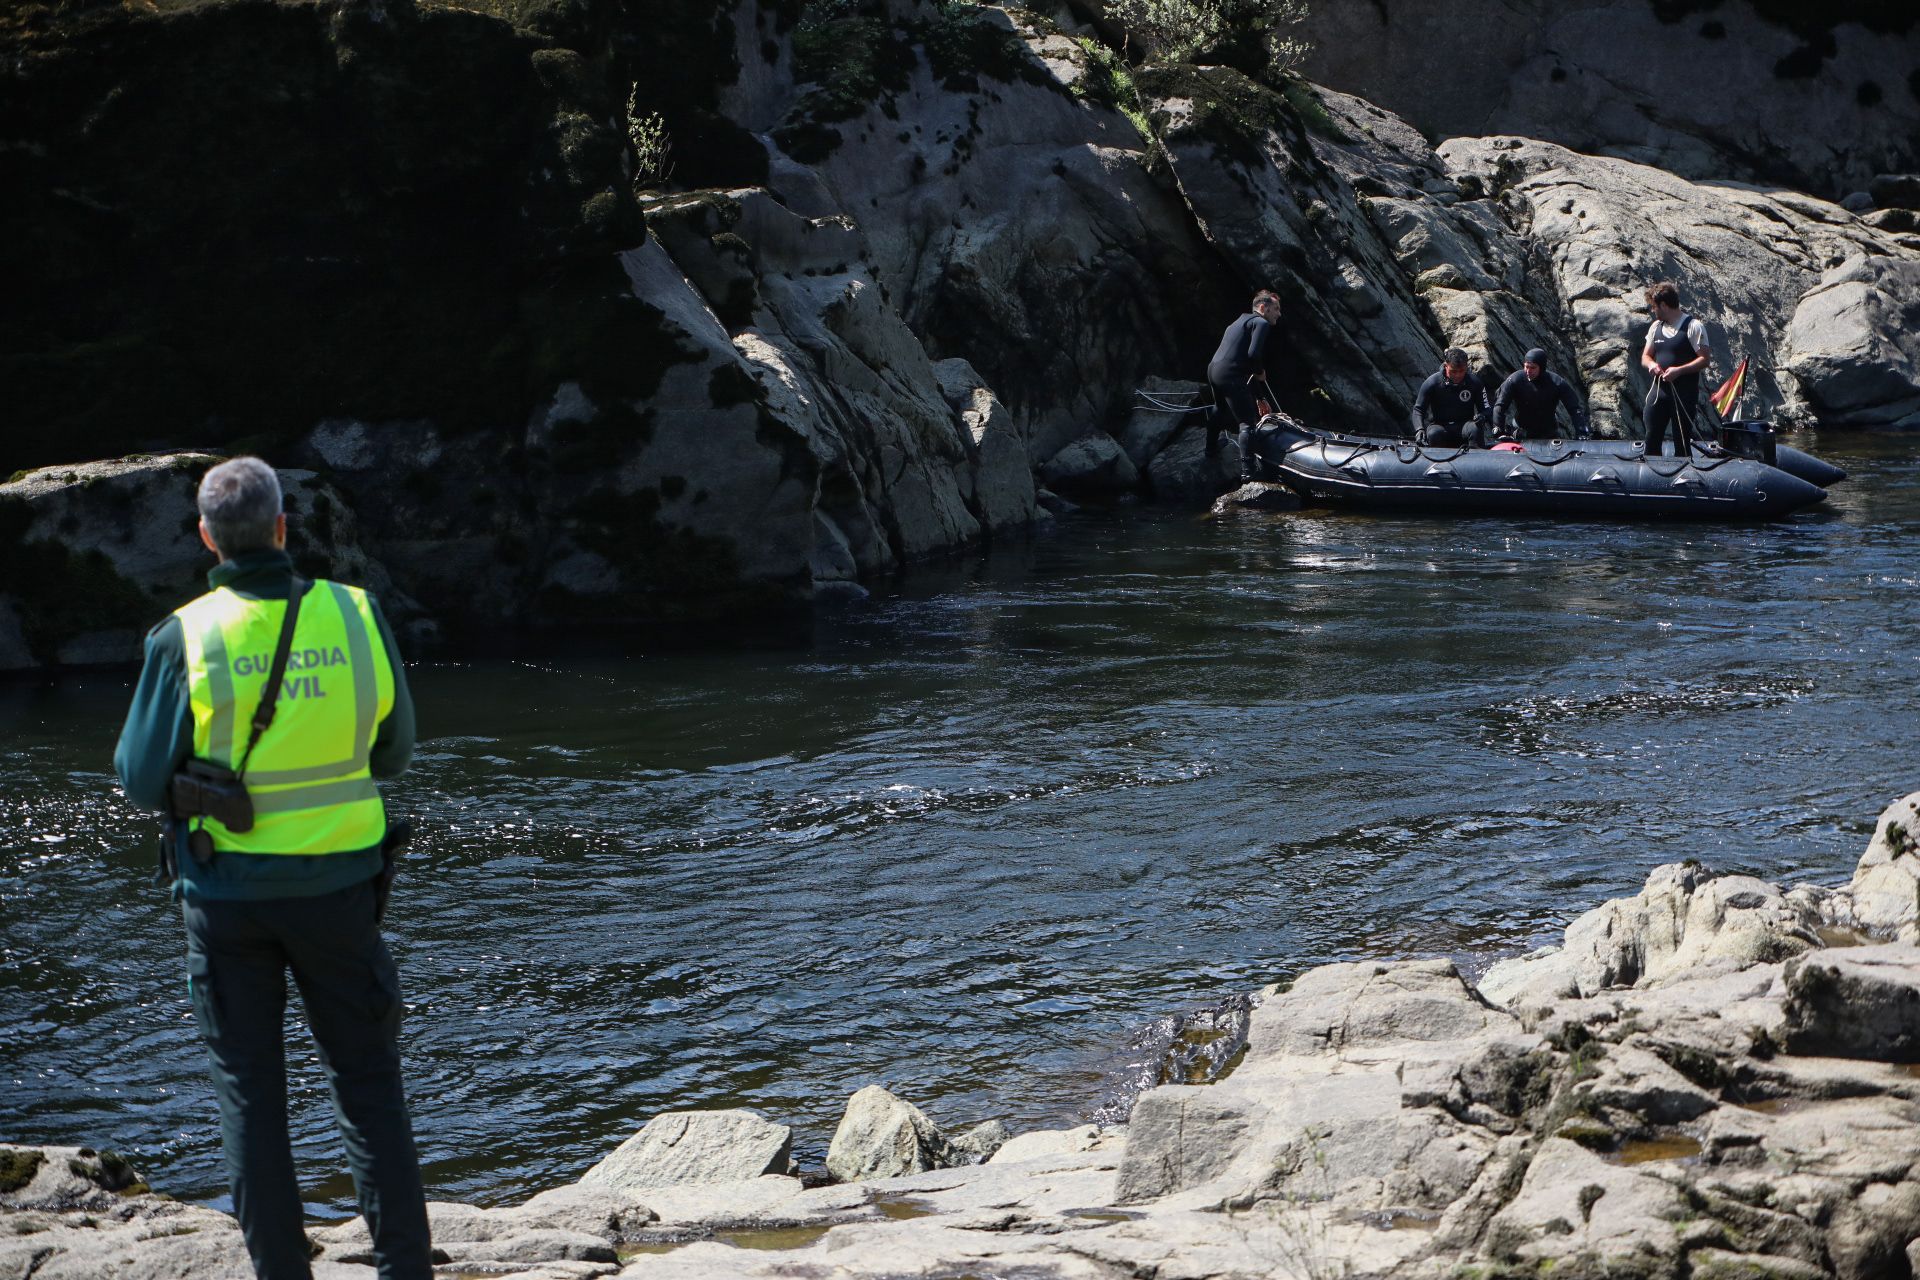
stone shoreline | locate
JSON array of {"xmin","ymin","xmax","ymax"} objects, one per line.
[{"xmin": 7, "ymin": 791, "xmax": 1920, "ymax": 1279}]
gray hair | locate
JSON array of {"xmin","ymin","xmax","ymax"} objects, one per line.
[{"xmin": 197, "ymin": 457, "xmax": 283, "ymax": 555}]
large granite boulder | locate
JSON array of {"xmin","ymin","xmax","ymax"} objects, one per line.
[
  {"xmin": 826, "ymin": 1085, "xmax": 959, "ymax": 1182},
  {"xmin": 1115, "ymin": 959, "xmax": 1523, "ymax": 1211},
  {"xmin": 578, "ymin": 1110, "xmax": 793, "ymax": 1190},
  {"xmin": 1298, "ymin": 0, "xmax": 1920, "ymax": 200},
  {"xmin": 1477, "ymin": 863, "xmax": 1826, "ymax": 1009},
  {"xmin": 1438, "ymin": 137, "xmax": 1920, "ymax": 433},
  {"xmin": 1039, "ymin": 432, "xmax": 1139, "ymax": 497},
  {"xmin": 931, "ymin": 357, "xmax": 1039, "ymax": 535},
  {"xmin": 294, "ymin": 186, "xmax": 998, "ymax": 638},
  {"xmin": 1784, "ymin": 254, "xmax": 1920, "ymax": 427},
  {"xmin": 0, "ymin": 454, "xmax": 407, "ymax": 670},
  {"xmin": 728, "ymin": 0, "xmax": 1241, "ymax": 467}
]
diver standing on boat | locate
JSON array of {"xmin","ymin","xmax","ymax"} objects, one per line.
[
  {"xmin": 1410, "ymin": 348, "xmax": 1492, "ymax": 447},
  {"xmin": 1493, "ymin": 348, "xmax": 1590, "ymax": 440},
  {"xmin": 1206, "ymin": 289, "xmax": 1283, "ymax": 483},
  {"xmin": 1641, "ymin": 282, "xmax": 1711, "ymax": 458}
]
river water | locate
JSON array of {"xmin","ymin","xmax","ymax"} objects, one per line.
[{"xmin": 3, "ymin": 430, "xmax": 1917, "ymax": 1212}]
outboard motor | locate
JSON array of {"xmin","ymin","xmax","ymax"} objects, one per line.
[{"xmin": 1718, "ymin": 420, "xmax": 1777, "ymax": 466}]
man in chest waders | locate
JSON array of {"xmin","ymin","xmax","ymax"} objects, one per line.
[
  {"xmin": 1641, "ymin": 281, "xmax": 1711, "ymax": 458},
  {"xmin": 114, "ymin": 457, "xmax": 430, "ymax": 1279},
  {"xmin": 1206, "ymin": 289, "xmax": 1282, "ymax": 483}
]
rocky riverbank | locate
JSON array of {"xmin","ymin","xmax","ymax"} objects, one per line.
[
  {"xmin": 6, "ymin": 0, "xmax": 1920, "ymax": 670},
  {"xmin": 7, "ymin": 789, "xmax": 1919, "ymax": 1279}
]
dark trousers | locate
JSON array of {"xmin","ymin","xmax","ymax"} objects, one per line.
[
  {"xmin": 184, "ymin": 879, "xmax": 432, "ymax": 1280},
  {"xmin": 1422, "ymin": 420, "xmax": 1482, "ymax": 447},
  {"xmin": 1644, "ymin": 392, "xmax": 1699, "ymax": 457},
  {"xmin": 1207, "ymin": 368, "xmax": 1260, "ymax": 478}
]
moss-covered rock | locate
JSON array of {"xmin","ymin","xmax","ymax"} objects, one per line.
[
  {"xmin": 0, "ymin": 1150, "xmax": 45, "ymax": 1195},
  {"xmin": 0, "ymin": 454, "xmax": 408, "ymax": 669}
]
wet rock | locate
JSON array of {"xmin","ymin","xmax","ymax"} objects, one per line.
[
  {"xmin": 0, "ymin": 455, "xmax": 408, "ymax": 670},
  {"xmin": 1211, "ymin": 481, "xmax": 1303, "ymax": 513},
  {"xmin": 826, "ymin": 1085, "xmax": 958, "ymax": 1182},
  {"xmin": 948, "ymin": 1120, "xmax": 1009, "ymax": 1165},
  {"xmin": 1117, "ymin": 378, "xmax": 1209, "ymax": 469},
  {"xmin": 1038, "ymin": 433, "xmax": 1139, "ymax": 499},
  {"xmin": 930, "ymin": 357, "xmax": 1038, "ymax": 535},
  {"xmin": 1033, "ymin": 486, "xmax": 1077, "ymax": 517},
  {"xmin": 1841, "ymin": 191, "xmax": 1875, "ymax": 213},
  {"xmin": 1144, "ymin": 426, "xmax": 1243, "ymax": 506},
  {"xmin": 1779, "ymin": 943, "xmax": 1920, "ymax": 1060},
  {"xmin": 578, "ymin": 1110, "xmax": 793, "ymax": 1190}
]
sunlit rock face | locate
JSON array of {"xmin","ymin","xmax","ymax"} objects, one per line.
[{"xmin": 1297, "ymin": 0, "xmax": 1920, "ymax": 201}]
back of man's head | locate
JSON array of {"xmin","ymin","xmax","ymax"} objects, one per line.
[{"xmin": 198, "ymin": 457, "xmax": 282, "ymax": 557}]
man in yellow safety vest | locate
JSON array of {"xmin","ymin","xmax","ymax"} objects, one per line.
[{"xmin": 114, "ymin": 456, "xmax": 430, "ymax": 1279}]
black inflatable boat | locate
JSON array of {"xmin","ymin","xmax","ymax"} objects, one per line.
[
  {"xmin": 1253, "ymin": 418, "xmax": 1833, "ymax": 520},
  {"xmin": 1580, "ymin": 431, "xmax": 1845, "ymax": 489}
]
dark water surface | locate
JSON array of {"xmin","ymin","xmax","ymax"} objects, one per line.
[{"xmin": 4, "ymin": 431, "xmax": 1917, "ymax": 1212}]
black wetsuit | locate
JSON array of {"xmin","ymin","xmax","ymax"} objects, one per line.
[
  {"xmin": 1410, "ymin": 369, "xmax": 1491, "ymax": 446},
  {"xmin": 1493, "ymin": 369, "xmax": 1590, "ymax": 439},
  {"xmin": 1645, "ymin": 314, "xmax": 1706, "ymax": 457},
  {"xmin": 1207, "ymin": 312, "xmax": 1276, "ymax": 477}
]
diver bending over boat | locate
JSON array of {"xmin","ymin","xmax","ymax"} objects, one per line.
[{"xmin": 1206, "ymin": 290, "xmax": 1283, "ymax": 482}]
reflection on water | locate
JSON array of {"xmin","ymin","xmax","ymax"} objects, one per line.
[{"xmin": 2, "ymin": 431, "xmax": 1916, "ymax": 1211}]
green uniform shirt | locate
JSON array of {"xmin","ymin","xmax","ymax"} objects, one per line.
[{"xmin": 113, "ymin": 549, "xmax": 416, "ymax": 900}]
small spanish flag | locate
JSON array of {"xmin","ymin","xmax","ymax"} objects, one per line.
[{"xmin": 1710, "ymin": 357, "xmax": 1749, "ymax": 419}]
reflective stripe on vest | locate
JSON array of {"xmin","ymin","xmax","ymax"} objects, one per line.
[{"xmin": 176, "ymin": 580, "xmax": 393, "ymax": 855}]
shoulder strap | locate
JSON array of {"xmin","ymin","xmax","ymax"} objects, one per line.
[{"xmin": 236, "ymin": 578, "xmax": 310, "ymax": 778}]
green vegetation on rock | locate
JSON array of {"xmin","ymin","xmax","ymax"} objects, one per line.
[
  {"xmin": 0, "ymin": 1149, "xmax": 45, "ymax": 1194},
  {"xmin": 773, "ymin": 0, "xmax": 1051, "ymax": 162},
  {"xmin": 1137, "ymin": 63, "xmax": 1300, "ymax": 169}
]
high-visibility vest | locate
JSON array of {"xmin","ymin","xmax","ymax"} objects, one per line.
[{"xmin": 176, "ymin": 580, "xmax": 394, "ymax": 855}]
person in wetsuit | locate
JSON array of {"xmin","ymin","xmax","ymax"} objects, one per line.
[
  {"xmin": 1207, "ymin": 289, "xmax": 1282, "ymax": 482},
  {"xmin": 1493, "ymin": 348, "xmax": 1590, "ymax": 440},
  {"xmin": 1641, "ymin": 281, "xmax": 1711, "ymax": 458},
  {"xmin": 1410, "ymin": 348, "xmax": 1492, "ymax": 446}
]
